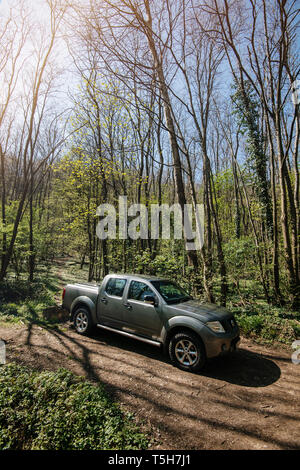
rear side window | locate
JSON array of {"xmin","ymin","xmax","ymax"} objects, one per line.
[
  {"xmin": 128, "ymin": 281, "xmax": 155, "ymax": 301},
  {"xmin": 105, "ymin": 278, "xmax": 126, "ymax": 297}
]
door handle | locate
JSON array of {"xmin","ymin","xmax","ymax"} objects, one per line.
[
  {"xmin": 123, "ymin": 303, "xmax": 132, "ymax": 310},
  {"xmin": 100, "ymin": 297, "xmax": 108, "ymax": 304}
]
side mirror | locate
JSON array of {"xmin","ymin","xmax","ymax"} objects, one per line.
[{"xmin": 144, "ymin": 295, "xmax": 157, "ymax": 306}]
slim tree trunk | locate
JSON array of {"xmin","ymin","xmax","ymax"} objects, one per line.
[
  {"xmin": 143, "ymin": 0, "xmax": 199, "ymax": 271},
  {"xmin": 28, "ymin": 164, "xmax": 35, "ymax": 282},
  {"xmin": 0, "ymin": 144, "xmax": 7, "ymax": 274}
]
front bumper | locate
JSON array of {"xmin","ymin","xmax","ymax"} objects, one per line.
[
  {"xmin": 203, "ymin": 328, "xmax": 240, "ymax": 359},
  {"xmin": 221, "ymin": 335, "xmax": 240, "ymax": 354}
]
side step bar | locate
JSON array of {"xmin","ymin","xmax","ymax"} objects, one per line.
[{"xmin": 97, "ymin": 323, "xmax": 161, "ymax": 347}]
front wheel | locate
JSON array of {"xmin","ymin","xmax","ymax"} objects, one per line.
[
  {"xmin": 169, "ymin": 332, "xmax": 206, "ymax": 373},
  {"xmin": 73, "ymin": 307, "xmax": 94, "ymax": 335}
]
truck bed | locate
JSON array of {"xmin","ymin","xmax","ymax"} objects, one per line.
[{"xmin": 63, "ymin": 282, "xmax": 99, "ymax": 313}]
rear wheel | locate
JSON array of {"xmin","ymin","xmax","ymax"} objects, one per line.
[
  {"xmin": 73, "ymin": 307, "xmax": 94, "ymax": 335},
  {"xmin": 169, "ymin": 331, "xmax": 206, "ymax": 372}
]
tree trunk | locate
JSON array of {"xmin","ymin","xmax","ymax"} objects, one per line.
[{"xmin": 143, "ymin": 1, "xmax": 199, "ymax": 271}]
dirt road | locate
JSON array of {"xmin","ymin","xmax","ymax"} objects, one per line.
[{"xmin": 0, "ymin": 322, "xmax": 299, "ymax": 450}]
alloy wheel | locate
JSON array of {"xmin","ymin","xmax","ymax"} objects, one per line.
[{"xmin": 174, "ymin": 339, "xmax": 198, "ymax": 366}]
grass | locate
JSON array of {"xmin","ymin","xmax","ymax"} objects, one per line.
[{"xmin": 0, "ymin": 362, "xmax": 149, "ymax": 450}]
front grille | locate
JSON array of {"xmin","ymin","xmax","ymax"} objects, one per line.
[{"xmin": 221, "ymin": 317, "xmax": 237, "ymax": 332}]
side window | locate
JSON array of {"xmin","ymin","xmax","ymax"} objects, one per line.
[
  {"xmin": 128, "ymin": 281, "xmax": 155, "ymax": 302},
  {"xmin": 105, "ymin": 278, "xmax": 126, "ymax": 297}
]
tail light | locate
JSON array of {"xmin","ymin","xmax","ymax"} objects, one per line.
[{"xmin": 62, "ymin": 287, "xmax": 66, "ymax": 302}]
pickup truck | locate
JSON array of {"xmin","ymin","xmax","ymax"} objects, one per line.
[{"xmin": 62, "ymin": 274, "xmax": 240, "ymax": 373}]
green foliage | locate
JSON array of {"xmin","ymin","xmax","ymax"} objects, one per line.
[
  {"xmin": 236, "ymin": 314, "xmax": 264, "ymax": 335},
  {"xmin": 0, "ymin": 280, "xmax": 52, "ymax": 303},
  {"xmin": 223, "ymin": 237, "xmax": 258, "ymax": 283},
  {"xmin": 152, "ymin": 253, "xmax": 182, "ymax": 278},
  {"xmin": 213, "ymin": 169, "xmax": 236, "ymax": 240},
  {"xmin": 0, "ymin": 273, "xmax": 59, "ymax": 328},
  {"xmin": 133, "ymin": 249, "xmax": 183, "ymax": 278},
  {"xmin": 0, "ymin": 363, "xmax": 148, "ymax": 450},
  {"xmin": 231, "ymin": 80, "xmax": 273, "ymax": 235},
  {"xmin": 231, "ymin": 303, "xmax": 300, "ymax": 345}
]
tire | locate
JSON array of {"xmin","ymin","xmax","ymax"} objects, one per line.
[
  {"xmin": 168, "ymin": 331, "xmax": 206, "ymax": 373},
  {"xmin": 73, "ymin": 307, "xmax": 95, "ymax": 336}
]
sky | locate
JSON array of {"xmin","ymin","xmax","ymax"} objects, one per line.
[
  {"xmin": 0, "ymin": 0, "xmax": 76, "ymax": 103},
  {"xmin": 1, "ymin": 0, "xmax": 298, "ymax": 148}
]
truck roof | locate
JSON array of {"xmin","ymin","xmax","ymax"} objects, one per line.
[{"xmin": 106, "ymin": 273, "xmax": 169, "ymax": 282}]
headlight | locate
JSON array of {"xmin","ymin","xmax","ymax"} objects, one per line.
[{"xmin": 206, "ymin": 321, "xmax": 225, "ymax": 333}]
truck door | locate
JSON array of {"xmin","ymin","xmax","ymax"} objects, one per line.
[
  {"xmin": 122, "ymin": 280, "xmax": 163, "ymax": 339},
  {"xmin": 97, "ymin": 277, "xmax": 127, "ymax": 328}
]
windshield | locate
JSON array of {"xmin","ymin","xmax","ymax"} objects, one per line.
[{"xmin": 150, "ymin": 280, "xmax": 192, "ymax": 305}]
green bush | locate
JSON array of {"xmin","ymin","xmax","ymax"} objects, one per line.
[
  {"xmin": 0, "ymin": 363, "xmax": 148, "ymax": 450},
  {"xmin": 0, "ymin": 275, "xmax": 60, "ymax": 327},
  {"xmin": 237, "ymin": 313, "xmax": 264, "ymax": 335},
  {"xmin": 292, "ymin": 321, "xmax": 300, "ymax": 338},
  {"xmin": 235, "ymin": 311, "xmax": 300, "ymax": 344},
  {"xmin": 0, "ymin": 280, "xmax": 50, "ymax": 303}
]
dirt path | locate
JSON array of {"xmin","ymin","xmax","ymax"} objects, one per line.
[{"xmin": 0, "ymin": 323, "xmax": 299, "ymax": 450}]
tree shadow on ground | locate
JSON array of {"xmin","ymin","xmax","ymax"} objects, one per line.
[{"xmin": 82, "ymin": 327, "xmax": 281, "ymax": 388}]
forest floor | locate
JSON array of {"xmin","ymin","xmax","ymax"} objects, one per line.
[{"xmin": 1, "ymin": 320, "xmax": 299, "ymax": 450}]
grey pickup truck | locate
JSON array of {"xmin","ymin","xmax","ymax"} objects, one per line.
[{"xmin": 62, "ymin": 274, "xmax": 240, "ymax": 373}]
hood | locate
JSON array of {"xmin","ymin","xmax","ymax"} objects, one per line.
[{"xmin": 164, "ymin": 299, "xmax": 232, "ymax": 323}]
